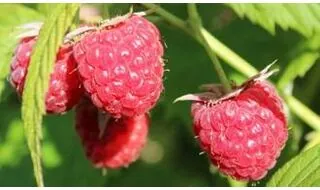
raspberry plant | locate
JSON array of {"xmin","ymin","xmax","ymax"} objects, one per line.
[{"xmin": 0, "ymin": 3, "xmax": 319, "ymax": 187}]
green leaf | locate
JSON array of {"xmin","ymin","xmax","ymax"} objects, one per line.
[
  {"xmin": 277, "ymin": 34, "xmax": 320, "ymax": 90},
  {"xmin": 0, "ymin": 4, "xmax": 44, "ymax": 27},
  {"xmin": 21, "ymin": 4, "xmax": 80, "ymax": 186},
  {"xmin": 226, "ymin": 3, "xmax": 320, "ymax": 37},
  {"xmin": 267, "ymin": 144, "xmax": 320, "ymax": 186},
  {"xmin": 277, "ymin": 52, "xmax": 320, "ymax": 90},
  {"xmin": 142, "ymin": 3, "xmax": 320, "ymax": 132}
]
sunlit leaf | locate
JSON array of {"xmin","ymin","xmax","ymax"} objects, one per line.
[
  {"xmin": 268, "ymin": 144, "xmax": 320, "ymax": 186},
  {"xmin": 21, "ymin": 4, "xmax": 80, "ymax": 186}
]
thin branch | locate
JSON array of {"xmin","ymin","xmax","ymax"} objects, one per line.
[
  {"xmin": 141, "ymin": 3, "xmax": 320, "ymax": 131},
  {"xmin": 187, "ymin": 3, "xmax": 232, "ymax": 93}
]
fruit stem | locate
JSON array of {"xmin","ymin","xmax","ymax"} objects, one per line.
[
  {"xmin": 141, "ymin": 3, "xmax": 320, "ymax": 131},
  {"xmin": 187, "ymin": 4, "xmax": 232, "ymax": 93},
  {"xmin": 227, "ymin": 177, "xmax": 247, "ymax": 187}
]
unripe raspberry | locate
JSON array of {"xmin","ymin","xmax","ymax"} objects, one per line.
[
  {"xmin": 191, "ymin": 81, "xmax": 287, "ymax": 181},
  {"xmin": 75, "ymin": 99, "xmax": 149, "ymax": 169},
  {"xmin": 10, "ymin": 37, "xmax": 83, "ymax": 114},
  {"xmin": 73, "ymin": 15, "xmax": 164, "ymax": 118}
]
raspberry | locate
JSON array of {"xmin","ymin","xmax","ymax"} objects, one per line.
[
  {"xmin": 175, "ymin": 64, "xmax": 288, "ymax": 181},
  {"xmin": 10, "ymin": 37, "xmax": 83, "ymax": 114},
  {"xmin": 191, "ymin": 80, "xmax": 288, "ymax": 181},
  {"xmin": 73, "ymin": 15, "xmax": 164, "ymax": 118},
  {"xmin": 75, "ymin": 99, "xmax": 149, "ymax": 169}
]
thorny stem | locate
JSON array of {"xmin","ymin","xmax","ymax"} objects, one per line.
[
  {"xmin": 141, "ymin": 3, "xmax": 320, "ymax": 131},
  {"xmin": 187, "ymin": 4, "xmax": 232, "ymax": 93}
]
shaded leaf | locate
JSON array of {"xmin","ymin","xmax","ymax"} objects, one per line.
[
  {"xmin": 21, "ymin": 4, "xmax": 80, "ymax": 186},
  {"xmin": 277, "ymin": 33, "xmax": 320, "ymax": 90},
  {"xmin": 277, "ymin": 52, "xmax": 320, "ymax": 90},
  {"xmin": 226, "ymin": 3, "xmax": 320, "ymax": 37}
]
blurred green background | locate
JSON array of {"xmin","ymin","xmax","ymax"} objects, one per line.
[{"xmin": 0, "ymin": 3, "xmax": 319, "ymax": 187}]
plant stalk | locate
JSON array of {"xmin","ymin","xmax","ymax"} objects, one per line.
[
  {"xmin": 141, "ymin": 3, "xmax": 320, "ymax": 131},
  {"xmin": 187, "ymin": 3, "xmax": 232, "ymax": 93}
]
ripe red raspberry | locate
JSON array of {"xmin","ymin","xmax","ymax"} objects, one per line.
[
  {"xmin": 73, "ymin": 15, "xmax": 164, "ymax": 118},
  {"xmin": 75, "ymin": 99, "xmax": 149, "ymax": 169},
  {"xmin": 176, "ymin": 65, "xmax": 288, "ymax": 181},
  {"xmin": 191, "ymin": 81, "xmax": 287, "ymax": 181},
  {"xmin": 10, "ymin": 37, "xmax": 83, "ymax": 114}
]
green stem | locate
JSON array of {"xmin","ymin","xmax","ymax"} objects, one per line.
[
  {"xmin": 141, "ymin": 3, "xmax": 320, "ymax": 131},
  {"xmin": 143, "ymin": 3, "xmax": 198, "ymax": 40},
  {"xmin": 283, "ymin": 94, "xmax": 320, "ymax": 131},
  {"xmin": 142, "ymin": 3, "xmax": 257, "ymax": 76},
  {"xmin": 187, "ymin": 3, "xmax": 232, "ymax": 93},
  {"xmin": 227, "ymin": 177, "xmax": 247, "ymax": 187}
]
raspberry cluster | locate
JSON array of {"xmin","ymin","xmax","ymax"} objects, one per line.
[
  {"xmin": 10, "ymin": 14, "xmax": 164, "ymax": 169},
  {"xmin": 10, "ymin": 9, "xmax": 288, "ymax": 182}
]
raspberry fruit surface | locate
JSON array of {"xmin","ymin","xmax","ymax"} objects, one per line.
[
  {"xmin": 75, "ymin": 99, "xmax": 149, "ymax": 169},
  {"xmin": 73, "ymin": 15, "xmax": 164, "ymax": 118},
  {"xmin": 10, "ymin": 37, "xmax": 83, "ymax": 114},
  {"xmin": 191, "ymin": 81, "xmax": 288, "ymax": 181}
]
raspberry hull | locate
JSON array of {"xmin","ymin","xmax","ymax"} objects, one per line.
[
  {"xmin": 192, "ymin": 81, "xmax": 288, "ymax": 181},
  {"xmin": 73, "ymin": 15, "xmax": 164, "ymax": 118},
  {"xmin": 75, "ymin": 99, "xmax": 149, "ymax": 168},
  {"xmin": 10, "ymin": 37, "xmax": 83, "ymax": 114}
]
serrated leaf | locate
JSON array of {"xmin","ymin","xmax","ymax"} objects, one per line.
[
  {"xmin": 267, "ymin": 144, "xmax": 320, "ymax": 186},
  {"xmin": 226, "ymin": 3, "xmax": 320, "ymax": 37},
  {"xmin": 21, "ymin": 4, "xmax": 80, "ymax": 186}
]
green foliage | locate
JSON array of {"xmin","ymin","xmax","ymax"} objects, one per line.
[
  {"xmin": 37, "ymin": 4, "xmax": 58, "ymax": 17},
  {"xmin": 226, "ymin": 4, "xmax": 320, "ymax": 37},
  {"xmin": 0, "ymin": 4, "xmax": 43, "ymax": 27},
  {"xmin": 277, "ymin": 34, "xmax": 320, "ymax": 90},
  {"xmin": 21, "ymin": 4, "xmax": 79, "ymax": 186},
  {"xmin": 277, "ymin": 52, "xmax": 319, "ymax": 90},
  {"xmin": 0, "ymin": 3, "xmax": 320, "ymax": 187},
  {"xmin": 0, "ymin": 119, "xmax": 27, "ymax": 167},
  {"xmin": 267, "ymin": 144, "xmax": 320, "ymax": 186}
]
